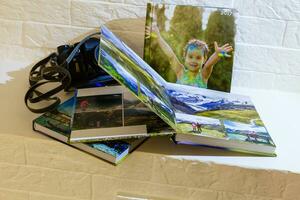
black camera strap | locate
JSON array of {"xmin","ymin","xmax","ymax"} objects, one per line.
[{"xmin": 25, "ymin": 32, "xmax": 101, "ymax": 113}]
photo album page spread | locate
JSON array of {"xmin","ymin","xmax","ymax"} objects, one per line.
[
  {"xmin": 98, "ymin": 22, "xmax": 276, "ymax": 155},
  {"xmin": 70, "ymin": 85, "xmax": 173, "ymax": 142}
]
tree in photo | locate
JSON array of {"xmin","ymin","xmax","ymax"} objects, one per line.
[{"xmin": 205, "ymin": 10, "xmax": 236, "ymax": 92}]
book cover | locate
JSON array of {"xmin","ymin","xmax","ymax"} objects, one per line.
[
  {"xmin": 70, "ymin": 86, "xmax": 173, "ymax": 142},
  {"xmin": 144, "ymin": 3, "xmax": 237, "ymax": 92},
  {"xmin": 98, "ymin": 25, "xmax": 276, "ymax": 156},
  {"xmin": 33, "ymin": 97, "xmax": 147, "ymax": 164}
]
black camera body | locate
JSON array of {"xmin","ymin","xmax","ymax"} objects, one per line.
[
  {"xmin": 56, "ymin": 37, "xmax": 106, "ymax": 88},
  {"xmin": 25, "ymin": 32, "xmax": 116, "ymax": 113}
]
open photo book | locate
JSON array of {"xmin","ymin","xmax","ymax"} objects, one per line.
[
  {"xmin": 70, "ymin": 85, "xmax": 173, "ymax": 142},
  {"xmin": 98, "ymin": 25, "xmax": 276, "ymax": 156}
]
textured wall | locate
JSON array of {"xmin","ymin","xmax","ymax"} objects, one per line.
[
  {"xmin": 0, "ymin": 133, "xmax": 300, "ymax": 200},
  {"xmin": 1, "ymin": 1, "xmax": 300, "ymax": 199},
  {"xmin": 0, "ymin": 0, "xmax": 300, "ymax": 92}
]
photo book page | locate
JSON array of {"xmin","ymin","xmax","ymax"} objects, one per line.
[
  {"xmin": 98, "ymin": 24, "xmax": 275, "ymax": 155},
  {"xmin": 70, "ymin": 85, "xmax": 173, "ymax": 142}
]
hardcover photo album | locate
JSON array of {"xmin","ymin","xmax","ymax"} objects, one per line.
[
  {"xmin": 70, "ymin": 85, "xmax": 173, "ymax": 142},
  {"xmin": 98, "ymin": 23, "xmax": 276, "ymax": 156},
  {"xmin": 144, "ymin": 3, "xmax": 237, "ymax": 92}
]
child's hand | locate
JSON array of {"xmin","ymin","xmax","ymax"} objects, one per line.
[
  {"xmin": 214, "ymin": 41, "xmax": 233, "ymax": 58},
  {"xmin": 145, "ymin": 24, "xmax": 159, "ymax": 39},
  {"xmin": 145, "ymin": 26, "xmax": 151, "ymax": 39},
  {"xmin": 145, "ymin": 7, "xmax": 160, "ymax": 39}
]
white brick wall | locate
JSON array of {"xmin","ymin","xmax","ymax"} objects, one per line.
[
  {"xmin": 0, "ymin": 0, "xmax": 299, "ymax": 92},
  {"xmin": 0, "ymin": 133, "xmax": 299, "ymax": 200}
]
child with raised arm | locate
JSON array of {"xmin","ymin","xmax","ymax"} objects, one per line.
[{"xmin": 145, "ymin": 23, "xmax": 233, "ymax": 88}]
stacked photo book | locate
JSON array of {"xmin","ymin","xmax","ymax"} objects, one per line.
[{"xmin": 32, "ymin": 3, "xmax": 276, "ymax": 165}]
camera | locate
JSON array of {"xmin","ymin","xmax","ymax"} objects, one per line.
[
  {"xmin": 56, "ymin": 36, "xmax": 106, "ymax": 88},
  {"xmin": 25, "ymin": 32, "xmax": 117, "ymax": 113}
]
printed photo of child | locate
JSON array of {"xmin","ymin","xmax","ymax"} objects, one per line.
[{"xmin": 144, "ymin": 4, "xmax": 237, "ymax": 92}]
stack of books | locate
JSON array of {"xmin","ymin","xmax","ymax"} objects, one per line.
[
  {"xmin": 33, "ymin": 96, "xmax": 149, "ymax": 164},
  {"xmin": 32, "ymin": 3, "xmax": 276, "ymax": 165}
]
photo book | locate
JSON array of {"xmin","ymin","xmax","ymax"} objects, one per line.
[
  {"xmin": 97, "ymin": 24, "xmax": 276, "ymax": 156},
  {"xmin": 70, "ymin": 85, "xmax": 173, "ymax": 142},
  {"xmin": 33, "ymin": 97, "xmax": 147, "ymax": 164},
  {"xmin": 144, "ymin": 3, "xmax": 237, "ymax": 92}
]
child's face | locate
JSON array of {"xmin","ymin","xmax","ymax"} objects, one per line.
[{"xmin": 184, "ymin": 47, "xmax": 205, "ymax": 72}]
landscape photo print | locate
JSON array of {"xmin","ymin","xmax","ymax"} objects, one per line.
[{"xmin": 168, "ymin": 84, "xmax": 275, "ymax": 147}]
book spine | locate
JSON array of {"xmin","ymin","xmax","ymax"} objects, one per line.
[
  {"xmin": 69, "ymin": 134, "xmax": 151, "ymax": 143},
  {"xmin": 32, "ymin": 120, "xmax": 37, "ymax": 132}
]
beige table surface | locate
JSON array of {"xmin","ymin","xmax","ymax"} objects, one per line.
[{"xmin": 0, "ymin": 18, "xmax": 299, "ymax": 200}]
